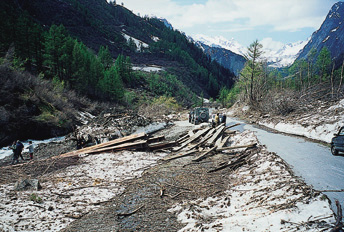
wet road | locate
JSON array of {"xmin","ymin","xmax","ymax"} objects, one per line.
[{"xmin": 228, "ymin": 118, "xmax": 344, "ymax": 209}]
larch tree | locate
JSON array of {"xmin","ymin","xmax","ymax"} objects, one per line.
[{"xmin": 242, "ymin": 40, "xmax": 263, "ymax": 102}]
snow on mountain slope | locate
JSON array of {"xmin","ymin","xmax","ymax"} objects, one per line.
[
  {"xmin": 193, "ymin": 34, "xmax": 246, "ymax": 56},
  {"xmin": 194, "ymin": 34, "xmax": 309, "ymax": 68},
  {"xmin": 261, "ymin": 38, "xmax": 310, "ymax": 68}
]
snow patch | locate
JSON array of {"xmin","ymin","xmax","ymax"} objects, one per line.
[
  {"xmin": 323, "ymin": 36, "xmax": 330, "ymax": 43},
  {"xmin": 122, "ymin": 33, "xmax": 149, "ymax": 52}
]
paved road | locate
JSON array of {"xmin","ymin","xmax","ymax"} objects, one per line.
[{"xmin": 228, "ymin": 118, "xmax": 344, "ymax": 210}]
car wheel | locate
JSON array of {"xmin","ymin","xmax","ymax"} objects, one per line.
[{"xmin": 331, "ymin": 146, "xmax": 339, "ymax": 156}]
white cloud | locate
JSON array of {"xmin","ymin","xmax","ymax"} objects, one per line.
[
  {"xmin": 260, "ymin": 37, "xmax": 284, "ymax": 51},
  {"xmin": 120, "ymin": 0, "xmax": 333, "ymax": 32}
]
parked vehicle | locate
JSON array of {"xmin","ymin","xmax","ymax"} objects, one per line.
[
  {"xmin": 189, "ymin": 107, "xmax": 209, "ymax": 125},
  {"xmin": 331, "ymin": 127, "xmax": 344, "ymax": 155}
]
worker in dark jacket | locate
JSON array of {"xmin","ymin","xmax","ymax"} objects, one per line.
[
  {"xmin": 10, "ymin": 141, "xmax": 18, "ymax": 165},
  {"xmin": 222, "ymin": 114, "xmax": 227, "ymax": 125},
  {"xmin": 15, "ymin": 140, "xmax": 24, "ymax": 161}
]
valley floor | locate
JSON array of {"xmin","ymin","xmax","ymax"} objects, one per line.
[{"xmin": 0, "ymin": 117, "xmax": 338, "ymax": 231}]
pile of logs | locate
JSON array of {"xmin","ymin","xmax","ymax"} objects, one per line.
[
  {"xmin": 60, "ymin": 122, "xmax": 256, "ymax": 164},
  {"xmin": 163, "ymin": 123, "xmax": 256, "ymax": 162}
]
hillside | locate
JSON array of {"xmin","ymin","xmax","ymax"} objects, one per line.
[
  {"xmin": 297, "ymin": 1, "xmax": 344, "ymax": 66},
  {"xmin": 0, "ymin": 0, "xmax": 236, "ymax": 99},
  {"xmin": 196, "ymin": 41, "xmax": 246, "ymax": 76}
]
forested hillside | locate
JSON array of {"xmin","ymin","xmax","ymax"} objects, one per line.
[{"xmin": 0, "ymin": 0, "xmax": 235, "ymax": 100}]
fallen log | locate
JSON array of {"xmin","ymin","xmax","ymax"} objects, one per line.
[
  {"xmin": 186, "ymin": 128, "xmax": 216, "ymax": 151},
  {"xmin": 225, "ymin": 123, "xmax": 241, "ymax": 130},
  {"xmin": 147, "ymin": 135, "xmax": 165, "ymax": 144},
  {"xmin": 192, "ymin": 146, "xmax": 217, "ymax": 162},
  {"xmin": 174, "ymin": 127, "xmax": 211, "ymax": 152},
  {"xmin": 208, "ymin": 153, "xmax": 249, "ymax": 173},
  {"xmin": 162, "ymin": 150, "xmax": 198, "ymax": 161},
  {"xmin": 148, "ymin": 141, "xmax": 176, "ymax": 150},
  {"xmin": 206, "ymin": 125, "xmax": 225, "ymax": 146},
  {"xmin": 331, "ymin": 200, "xmax": 343, "ymax": 232},
  {"xmin": 116, "ymin": 205, "xmax": 145, "ymax": 217},
  {"xmin": 217, "ymin": 135, "xmax": 230, "ymax": 149},
  {"xmin": 60, "ymin": 132, "xmax": 146, "ymax": 157},
  {"xmin": 214, "ymin": 135, "xmax": 223, "ymax": 147},
  {"xmin": 217, "ymin": 143, "xmax": 257, "ymax": 152},
  {"xmin": 86, "ymin": 140, "xmax": 148, "ymax": 154}
]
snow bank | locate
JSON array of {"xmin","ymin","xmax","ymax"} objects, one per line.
[{"xmin": 169, "ymin": 131, "xmax": 335, "ymax": 231}]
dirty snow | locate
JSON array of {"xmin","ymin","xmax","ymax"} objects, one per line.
[
  {"xmin": 0, "ymin": 151, "xmax": 167, "ymax": 231},
  {"xmin": 232, "ymin": 99, "xmax": 344, "ymax": 143},
  {"xmin": 169, "ymin": 131, "xmax": 335, "ymax": 231}
]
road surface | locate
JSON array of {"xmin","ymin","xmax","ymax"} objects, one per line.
[{"xmin": 228, "ymin": 118, "xmax": 344, "ymax": 210}]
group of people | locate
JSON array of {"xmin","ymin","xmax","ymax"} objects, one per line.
[
  {"xmin": 214, "ymin": 113, "xmax": 227, "ymax": 127},
  {"xmin": 9, "ymin": 140, "xmax": 34, "ymax": 165}
]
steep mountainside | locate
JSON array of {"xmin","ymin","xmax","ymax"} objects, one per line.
[
  {"xmin": 196, "ymin": 42, "xmax": 246, "ymax": 76},
  {"xmin": 1, "ymin": 0, "xmax": 235, "ymax": 98},
  {"xmin": 297, "ymin": 2, "xmax": 344, "ymax": 65}
]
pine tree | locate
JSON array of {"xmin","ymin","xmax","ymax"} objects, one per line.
[
  {"xmin": 98, "ymin": 45, "xmax": 113, "ymax": 70},
  {"xmin": 316, "ymin": 47, "xmax": 331, "ymax": 83}
]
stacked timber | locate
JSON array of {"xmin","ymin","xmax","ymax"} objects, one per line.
[
  {"xmin": 163, "ymin": 122, "xmax": 256, "ymax": 162},
  {"xmin": 60, "ymin": 133, "xmax": 171, "ymax": 158}
]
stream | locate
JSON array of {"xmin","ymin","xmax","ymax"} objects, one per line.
[{"xmin": 228, "ymin": 118, "xmax": 344, "ymax": 210}]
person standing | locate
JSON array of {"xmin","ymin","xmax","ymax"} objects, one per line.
[
  {"xmin": 16, "ymin": 140, "xmax": 24, "ymax": 161},
  {"xmin": 10, "ymin": 141, "xmax": 18, "ymax": 165},
  {"xmin": 215, "ymin": 113, "xmax": 220, "ymax": 127},
  {"xmin": 28, "ymin": 141, "xmax": 34, "ymax": 160},
  {"xmin": 222, "ymin": 114, "xmax": 227, "ymax": 125}
]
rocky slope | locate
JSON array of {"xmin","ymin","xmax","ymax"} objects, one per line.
[{"xmin": 297, "ymin": 1, "xmax": 344, "ymax": 65}]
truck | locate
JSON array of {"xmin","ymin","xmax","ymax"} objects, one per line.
[{"xmin": 189, "ymin": 107, "xmax": 209, "ymax": 125}]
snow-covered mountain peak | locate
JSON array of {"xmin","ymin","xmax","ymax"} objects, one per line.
[
  {"xmin": 193, "ymin": 34, "xmax": 309, "ymax": 68},
  {"xmin": 193, "ymin": 34, "xmax": 246, "ymax": 56}
]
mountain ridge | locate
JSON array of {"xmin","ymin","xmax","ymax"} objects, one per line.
[{"xmin": 297, "ymin": 1, "xmax": 344, "ymax": 65}]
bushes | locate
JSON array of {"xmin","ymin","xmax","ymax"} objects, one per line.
[
  {"xmin": 138, "ymin": 96, "xmax": 182, "ymax": 118},
  {"xmin": 0, "ymin": 62, "xmax": 108, "ymax": 146}
]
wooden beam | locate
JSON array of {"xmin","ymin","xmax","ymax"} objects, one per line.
[
  {"xmin": 86, "ymin": 140, "xmax": 148, "ymax": 154},
  {"xmin": 192, "ymin": 146, "xmax": 217, "ymax": 162},
  {"xmin": 217, "ymin": 143, "xmax": 257, "ymax": 152},
  {"xmin": 174, "ymin": 127, "xmax": 211, "ymax": 152},
  {"xmin": 225, "ymin": 123, "xmax": 241, "ymax": 130},
  {"xmin": 162, "ymin": 150, "xmax": 198, "ymax": 161},
  {"xmin": 147, "ymin": 135, "xmax": 165, "ymax": 144},
  {"xmin": 60, "ymin": 132, "xmax": 146, "ymax": 157},
  {"xmin": 214, "ymin": 135, "xmax": 223, "ymax": 147},
  {"xmin": 217, "ymin": 135, "xmax": 230, "ymax": 149},
  {"xmin": 206, "ymin": 125, "xmax": 225, "ymax": 146},
  {"xmin": 186, "ymin": 128, "xmax": 215, "ymax": 151},
  {"xmin": 148, "ymin": 141, "xmax": 176, "ymax": 150}
]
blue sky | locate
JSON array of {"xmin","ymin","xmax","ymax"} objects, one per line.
[{"xmin": 121, "ymin": 0, "xmax": 340, "ymax": 47}]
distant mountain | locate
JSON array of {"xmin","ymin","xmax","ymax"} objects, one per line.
[
  {"xmin": 194, "ymin": 34, "xmax": 307, "ymax": 69},
  {"xmin": 194, "ymin": 35, "xmax": 246, "ymax": 56},
  {"xmin": 297, "ymin": 2, "xmax": 344, "ymax": 65},
  {"xmin": 263, "ymin": 39, "xmax": 310, "ymax": 68}
]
